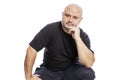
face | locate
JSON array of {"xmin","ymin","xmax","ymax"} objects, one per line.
[{"xmin": 62, "ymin": 5, "xmax": 83, "ymax": 31}]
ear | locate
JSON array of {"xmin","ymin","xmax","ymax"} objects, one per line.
[
  {"xmin": 80, "ymin": 17, "xmax": 83, "ymax": 20},
  {"xmin": 62, "ymin": 12, "xmax": 64, "ymax": 17},
  {"xmin": 79, "ymin": 17, "xmax": 83, "ymax": 23}
]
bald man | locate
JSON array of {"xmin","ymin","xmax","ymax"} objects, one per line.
[{"xmin": 24, "ymin": 4, "xmax": 95, "ymax": 80}]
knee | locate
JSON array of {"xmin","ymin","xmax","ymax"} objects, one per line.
[
  {"xmin": 33, "ymin": 74, "xmax": 42, "ymax": 80},
  {"xmin": 76, "ymin": 67, "xmax": 95, "ymax": 80}
]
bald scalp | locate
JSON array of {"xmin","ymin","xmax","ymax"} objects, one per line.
[{"xmin": 64, "ymin": 4, "xmax": 83, "ymax": 17}]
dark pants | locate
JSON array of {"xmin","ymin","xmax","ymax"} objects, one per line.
[{"xmin": 34, "ymin": 63, "xmax": 95, "ymax": 80}]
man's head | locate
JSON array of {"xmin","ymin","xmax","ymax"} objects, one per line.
[{"xmin": 61, "ymin": 4, "xmax": 83, "ymax": 32}]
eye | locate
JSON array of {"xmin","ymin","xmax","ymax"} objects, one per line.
[
  {"xmin": 73, "ymin": 16, "xmax": 79, "ymax": 19},
  {"xmin": 64, "ymin": 13, "xmax": 71, "ymax": 17}
]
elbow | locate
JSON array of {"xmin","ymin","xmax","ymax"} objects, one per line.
[
  {"xmin": 79, "ymin": 61, "xmax": 93, "ymax": 68},
  {"xmin": 84, "ymin": 63, "xmax": 93, "ymax": 68},
  {"xmin": 83, "ymin": 58, "xmax": 95, "ymax": 68}
]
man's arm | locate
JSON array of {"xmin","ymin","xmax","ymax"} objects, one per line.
[
  {"xmin": 24, "ymin": 46, "xmax": 37, "ymax": 80},
  {"xmin": 75, "ymin": 37, "xmax": 95, "ymax": 68},
  {"xmin": 68, "ymin": 27, "xmax": 95, "ymax": 68}
]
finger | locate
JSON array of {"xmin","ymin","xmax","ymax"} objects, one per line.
[
  {"xmin": 68, "ymin": 29, "xmax": 75, "ymax": 34},
  {"xmin": 33, "ymin": 74, "xmax": 41, "ymax": 80},
  {"xmin": 34, "ymin": 74, "xmax": 40, "ymax": 77}
]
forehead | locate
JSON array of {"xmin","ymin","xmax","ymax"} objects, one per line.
[{"xmin": 64, "ymin": 5, "xmax": 82, "ymax": 17}]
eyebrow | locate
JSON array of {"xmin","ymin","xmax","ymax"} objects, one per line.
[{"xmin": 64, "ymin": 12, "xmax": 80, "ymax": 19}]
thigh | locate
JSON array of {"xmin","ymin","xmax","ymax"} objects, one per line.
[
  {"xmin": 62, "ymin": 64, "xmax": 95, "ymax": 80},
  {"xmin": 34, "ymin": 67, "xmax": 64, "ymax": 80}
]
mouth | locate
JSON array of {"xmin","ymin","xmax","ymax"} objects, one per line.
[
  {"xmin": 63, "ymin": 25, "xmax": 73, "ymax": 32},
  {"xmin": 66, "ymin": 23, "xmax": 74, "ymax": 27},
  {"xmin": 63, "ymin": 25, "xmax": 69, "ymax": 31}
]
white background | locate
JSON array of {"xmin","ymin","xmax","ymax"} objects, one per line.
[{"xmin": 0, "ymin": 0, "xmax": 120, "ymax": 80}]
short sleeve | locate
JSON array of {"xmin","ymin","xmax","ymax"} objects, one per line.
[
  {"xmin": 30, "ymin": 25, "xmax": 51, "ymax": 52},
  {"xmin": 80, "ymin": 29, "xmax": 94, "ymax": 53}
]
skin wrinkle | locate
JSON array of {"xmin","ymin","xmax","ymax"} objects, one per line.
[
  {"xmin": 61, "ymin": 4, "xmax": 83, "ymax": 35},
  {"xmin": 24, "ymin": 3, "xmax": 95, "ymax": 80},
  {"xmin": 64, "ymin": 4, "xmax": 82, "ymax": 17}
]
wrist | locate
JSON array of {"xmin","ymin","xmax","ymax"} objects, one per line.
[{"xmin": 74, "ymin": 37, "xmax": 82, "ymax": 42}]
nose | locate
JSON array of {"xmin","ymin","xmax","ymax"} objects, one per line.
[{"xmin": 69, "ymin": 17, "xmax": 73, "ymax": 22}]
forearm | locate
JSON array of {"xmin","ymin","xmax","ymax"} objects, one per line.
[
  {"xmin": 65, "ymin": 27, "xmax": 95, "ymax": 67},
  {"xmin": 24, "ymin": 46, "xmax": 37, "ymax": 79},
  {"xmin": 75, "ymin": 37, "xmax": 95, "ymax": 68}
]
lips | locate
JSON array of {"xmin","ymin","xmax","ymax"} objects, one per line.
[{"xmin": 66, "ymin": 23, "xmax": 74, "ymax": 27}]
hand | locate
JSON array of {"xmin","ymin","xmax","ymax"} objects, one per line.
[
  {"xmin": 26, "ymin": 75, "xmax": 41, "ymax": 80},
  {"xmin": 68, "ymin": 27, "xmax": 80, "ymax": 40}
]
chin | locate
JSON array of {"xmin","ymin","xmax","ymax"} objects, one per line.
[{"xmin": 63, "ymin": 25, "xmax": 69, "ymax": 30}]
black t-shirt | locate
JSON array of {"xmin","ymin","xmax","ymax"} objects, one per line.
[{"xmin": 30, "ymin": 21, "xmax": 93, "ymax": 71}]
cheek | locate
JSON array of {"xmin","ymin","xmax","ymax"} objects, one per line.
[
  {"xmin": 73, "ymin": 22, "xmax": 79, "ymax": 27},
  {"xmin": 63, "ymin": 16, "xmax": 69, "ymax": 21},
  {"xmin": 63, "ymin": 19, "xmax": 68, "ymax": 24},
  {"xmin": 75, "ymin": 20, "xmax": 80, "ymax": 25}
]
